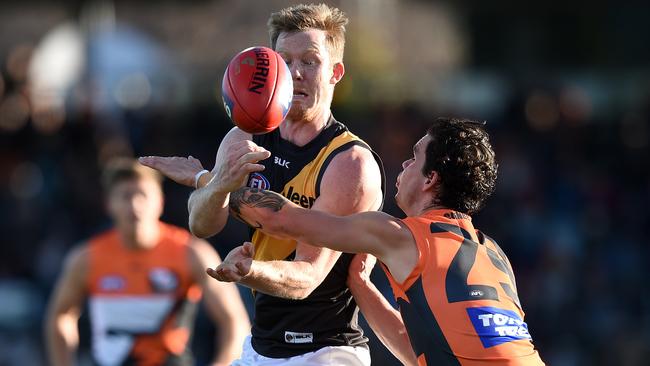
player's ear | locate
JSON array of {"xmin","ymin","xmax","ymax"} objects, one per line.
[
  {"xmin": 330, "ymin": 62, "xmax": 344, "ymax": 84},
  {"xmin": 423, "ymin": 171, "xmax": 438, "ymax": 192}
]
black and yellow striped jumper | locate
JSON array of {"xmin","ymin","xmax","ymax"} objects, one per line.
[{"xmin": 247, "ymin": 116, "xmax": 385, "ymax": 358}]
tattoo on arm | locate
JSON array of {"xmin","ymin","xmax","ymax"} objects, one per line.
[{"xmin": 229, "ymin": 188, "xmax": 288, "ymax": 229}]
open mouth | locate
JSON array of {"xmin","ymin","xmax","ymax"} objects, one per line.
[{"xmin": 293, "ymin": 90, "xmax": 308, "ymax": 98}]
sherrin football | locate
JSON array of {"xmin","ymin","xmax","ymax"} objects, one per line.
[{"xmin": 221, "ymin": 46, "xmax": 293, "ymax": 134}]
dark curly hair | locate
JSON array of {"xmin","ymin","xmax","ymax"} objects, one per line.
[{"xmin": 422, "ymin": 117, "xmax": 498, "ymax": 214}]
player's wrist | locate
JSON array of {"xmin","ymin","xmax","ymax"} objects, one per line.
[
  {"xmin": 209, "ymin": 181, "xmax": 234, "ymax": 196},
  {"xmin": 240, "ymin": 259, "xmax": 257, "ymax": 281},
  {"xmin": 194, "ymin": 169, "xmax": 211, "ymax": 189},
  {"xmin": 206, "ymin": 176, "xmax": 244, "ymax": 196}
]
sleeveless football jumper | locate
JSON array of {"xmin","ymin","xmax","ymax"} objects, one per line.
[
  {"xmin": 249, "ymin": 117, "xmax": 385, "ymax": 357},
  {"xmin": 86, "ymin": 222, "xmax": 201, "ymax": 366},
  {"xmin": 382, "ymin": 210, "xmax": 544, "ymax": 365}
]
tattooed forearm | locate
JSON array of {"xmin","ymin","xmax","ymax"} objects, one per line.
[
  {"xmin": 229, "ymin": 210, "xmax": 262, "ymax": 229},
  {"xmin": 229, "ymin": 188, "xmax": 288, "ymax": 228}
]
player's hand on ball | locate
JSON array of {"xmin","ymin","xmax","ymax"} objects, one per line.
[
  {"xmin": 209, "ymin": 140, "xmax": 270, "ymax": 193},
  {"xmin": 138, "ymin": 155, "xmax": 205, "ymax": 187}
]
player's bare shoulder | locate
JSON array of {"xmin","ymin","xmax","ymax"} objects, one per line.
[
  {"xmin": 331, "ymin": 145, "xmax": 380, "ymax": 179},
  {"xmin": 318, "ymin": 144, "xmax": 383, "ymax": 213}
]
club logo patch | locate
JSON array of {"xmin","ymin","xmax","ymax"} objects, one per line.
[
  {"xmin": 467, "ymin": 306, "xmax": 531, "ymax": 348},
  {"xmin": 284, "ymin": 331, "xmax": 313, "ymax": 344},
  {"xmin": 248, "ymin": 172, "xmax": 270, "ymax": 190},
  {"xmin": 98, "ymin": 275, "xmax": 125, "ymax": 291},
  {"xmin": 148, "ymin": 267, "xmax": 178, "ymax": 293}
]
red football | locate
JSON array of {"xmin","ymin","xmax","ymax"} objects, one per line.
[{"xmin": 221, "ymin": 46, "xmax": 293, "ymax": 134}]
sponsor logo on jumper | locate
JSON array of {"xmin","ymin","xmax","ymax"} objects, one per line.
[
  {"xmin": 248, "ymin": 172, "xmax": 270, "ymax": 190},
  {"xmin": 444, "ymin": 211, "xmax": 471, "ymax": 220},
  {"xmin": 284, "ymin": 331, "xmax": 313, "ymax": 344},
  {"xmin": 148, "ymin": 267, "xmax": 179, "ymax": 293},
  {"xmin": 467, "ymin": 306, "xmax": 531, "ymax": 348},
  {"xmin": 283, "ymin": 186, "xmax": 315, "ymax": 208},
  {"xmin": 274, "ymin": 156, "xmax": 290, "ymax": 169},
  {"xmin": 99, "ymin": 275, "xmax": 125, "ymax": 291},
  {"xmin": 248, "ymin": 49, "xmax": 270, "ymax": 94},
  {"xmin": 470, "ymin": 290, "xmax": 484, "ymax": 297}
]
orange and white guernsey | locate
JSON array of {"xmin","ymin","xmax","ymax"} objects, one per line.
[
  {"xmin": 382, "ymin": 210, "xmax": 544, "ymax": 365},
  {"xmin": 86, "ymin": 222, "xmax": 201, "ymax": 366}
]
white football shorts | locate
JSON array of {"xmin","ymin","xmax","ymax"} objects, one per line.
[{"xmin": 230, "ymin": 335, "xmax": 371, "ymax": 366}]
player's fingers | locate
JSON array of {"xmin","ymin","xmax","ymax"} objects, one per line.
[
  {"xmin": 242, "ymin": 242, "xmax": 255, "ymax": 256},
  {"xmin": 238, "ymin": 139, "xmax": 268, "ymax": 152},
  {"xmin": 241, "ymin": 163, "xmax": 266, "ymax": 174},
  {"xmin": 241, "ymin": 150, "xmax": 271, "ymax": 164},
  {"xmin": 229, "ymin": 141, "xmax": 266, "ymax": 159},
  {"xmin": 216, "ymin": 267, "xmax": 235, "ymax": 282},
  {"xmin": 188, "ymin": 155, "xmax": 204, "ymax": 167},
  {"xmin": 250, "ymin": 144, "xmax": 270, "ymax": 154},
  {"xmin": 141, "ymin": 156, "xmax": 190, "ymax": 171},
  {"xmin": 138, "ymin": 156, "xmax": 160, "ymax": 168},
  {"xmin": 221, "ymin": 267, "xmax": 241, "ymax": 282},
  {"xmin": 206, "ymin": 267, "xmax": 221, "ymax": 280}
]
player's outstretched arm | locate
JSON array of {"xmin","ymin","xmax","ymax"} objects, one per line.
[
  {"xmin": 347, "ymin": 254, "xmax": 418, "ymax": 366},
  {"xmin": 140, "ymin": 127, "xmax": 268, "ymax": 238},
  {"xmin": 230, "ymin": 187, "xmax": 408, "ymax": 261},
  {"xmin": 138, "ymin": 155, "xmax": 206, "ymax": 188},
  {"xmin": 188, "ymin": 239, "xmax": 250, "ymax": 365},
  {"xmin": 45, "ymin": 245, "xmax": 88, "ymax": 366}
]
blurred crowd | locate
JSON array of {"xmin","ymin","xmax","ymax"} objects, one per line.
[{"xmin": 1, "ymin": 1, "xmax": 649, "ymax": 365}]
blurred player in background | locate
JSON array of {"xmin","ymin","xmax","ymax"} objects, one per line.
[
  {"xmin": 45, "ymin": 158, "xmax": 251, "ymax": 366},
  {"xmin": 228, "ymin": 118, "xmax": 545, "ymax": 365},
  {"xmin": 140, "ymin": 3, "xmax": 417, "ymax": 365}
]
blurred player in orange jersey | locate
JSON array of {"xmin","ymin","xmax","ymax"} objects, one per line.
[
  {"xmin": 45, "ymin": 158, "xmax": 251, "ymax": 366},
  {"xmin": 227, "ymin": 118, "xmax": 545, "ymax": 365}
]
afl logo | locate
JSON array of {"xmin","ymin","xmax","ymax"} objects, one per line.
[{"xmin": 248, "ymin": 172, "xmax": 270, "ymax": 190}]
